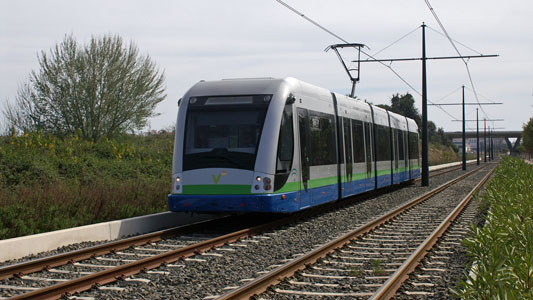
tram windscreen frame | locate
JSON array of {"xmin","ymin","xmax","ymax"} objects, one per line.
[{"xmin": 183, "ymin": 95, "xmax": 271, "ymax": 171}]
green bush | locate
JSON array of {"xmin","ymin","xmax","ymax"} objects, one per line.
[
  {"xmin": 455, "ymin": 157, "xmax": 533, "ymax": 299},
  {"xmin": 0, "ymin": 131, "xmax": 173, "ymax": 239}
]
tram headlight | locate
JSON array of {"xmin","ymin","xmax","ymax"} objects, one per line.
[
  {"xmin": 175, "ymin": 176, "xmax": 181, "ymax": 191},
  {"xmin": 252, "ymin": 174, "xmax": 273, "ymax": 193},
  {"xmin": 263, "ymin": 177, "xmax": 272, "ymax": 190}
]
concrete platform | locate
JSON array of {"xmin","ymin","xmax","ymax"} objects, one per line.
[
  {"xmin": 0, "ymin": 211, "xmax": 216, "ymax": 262},
  {"xmin": 428, "ymin": 159, "xmax": 477, "ymax": 171}
]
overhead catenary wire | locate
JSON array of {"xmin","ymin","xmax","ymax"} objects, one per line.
[
  {"xmin": 275, "ymin": 0, "xmax": 349, "ymax": 44},
  {"xmin": 372, "ymin": 25, "xmax": 421, "ymax": 57},
  {"xmin": 464, "ymin": 86, "xmax": 500, "ymax": 104},
  {"xmin": 423, "ymin": 0, "xmax": 491, "ymax": 119},
  {"xmin": 465, "ymin": 109, "xmax": 477, "ymax": 131},
  {"xmin": 275, "ymin": 0, "xmax": 460, "ymax": 121},
  {"xmin": 426, "ymin": 26, "xmax": 483, "ymax": 56},
  {"xmin": 275, "ymin": 0, "xmax": 421, "ymax": 96},
  {"xmin": 434, "ymin": 86, "xmax": 462, "ymax": 104}
]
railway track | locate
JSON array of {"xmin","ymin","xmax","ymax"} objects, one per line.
[
  {"xmin": 393, "ymin": 193, "xmax": 482, "ymax": 299},
  {"xmin": 0, "ymin": 214, "xmax": 288, "ymax": 300},
  {"xmin": 0, "ymin": 163, "xmax": 487, "ymax": 299},
  {"xmin": 218, "ymin": 165, "xmax": 495, "ymax": 299}
]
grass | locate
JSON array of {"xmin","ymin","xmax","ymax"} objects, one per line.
[
  {"xmin": 428, "ymin": 142, "xmax": 464, "ymax": 166},
  {"xmin": 0, "ymin": 131, "xmax": 174, "ymax": 239},
  {"xmin": 454, "ymin": 157, "xmax": 533, "ymax": 299},
  {"xmin": 349, "ymin": 266, "xmax": 362, "ymax": 277},
  {"xmin": 0, "ymin": 130, "xmax": 470, "ymax": 240},
  {"xmin": 372, "ymin": 259, "xmax": 386, "ymax": 276}
]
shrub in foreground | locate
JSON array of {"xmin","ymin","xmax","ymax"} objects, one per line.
[{"xmin": 455, "ymin": 157, "xmax": 533, "ymax": 299}]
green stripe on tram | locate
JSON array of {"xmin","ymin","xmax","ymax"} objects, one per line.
[
  {"xmin": 308, "ymin": 176, "xmax": 338, "ymax": 189},
  {"xmin": 182, "ymin": 184, "xmax": 252, "ymax": 195},
  {"xmin": 181, "ymin": 165, "xmax": 421, "ymax": 195},
  {"xmin": 341, "ymin": 172, "xmax": 369, "ymax": 183},
  {"xmin": 376, "ymin": 169, "xmax": 392, "ymax": 176},
  {"xmin": 276, "ymin": 181, "xmax": 300, "ymax": 193}
]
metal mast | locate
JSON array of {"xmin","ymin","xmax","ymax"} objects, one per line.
[{"xmin": 421, "ymin": 23, "xmax": 429, "ymax": 186}]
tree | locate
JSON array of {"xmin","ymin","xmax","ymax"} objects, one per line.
[
  {"xmin": 437, "ymin": 127, "xmax": 453, "ymax": 148},
  {"xmin": 376, "ymin": 104, "xmax": 392, "ymax": 111},
  {"xmin": 522, "ymin": 117, "xmax": 533, "ymax": 155},
  {"xmin": 427, "ymin": 121, "xmax": 437, "ymax": 142},
  {"xmin": 3, "ymin": 34, "xmax": 166, "ymax": 140},
  {"xmin": 390, "ymin": 93, "xmax": 422, "ymax": 129}
]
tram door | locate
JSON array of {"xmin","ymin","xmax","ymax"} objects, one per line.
[{"xmin": 297, "ymin": 108, "xmax": 311, "ymax": 209}]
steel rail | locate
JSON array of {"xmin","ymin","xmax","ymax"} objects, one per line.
[
  {"xmin": 415, "ymin": 161, "xmax": 478, "ymax": 182},
  {"xmin": 0, "ymin": 216, "xmax": 237, "ymax": 281},
  {"xmin": 414, "ymin": 166, "xmax": 460, "ymax": 182},
  {"xmin": 216, "ymin": 165, "xmax": 486, "ymax": 300},
  {"xmin": 0, "ymin": 180, "xmax": 382, "ymax": 284},
  {"xmin": 3, "ymin": 162, "xmax": 471, "ymax": 299},
  {"xmin": 8, "ymin": 213, "xmax": 306, "ymax": 300},
  {"xmin": 369, "ymin": 165, "xmax": 496, "ymax": 300},
  {"xmin": 1, "ymin": 163, "xmax": 457, "ymax": 281}
]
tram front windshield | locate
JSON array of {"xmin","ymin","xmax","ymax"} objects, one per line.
[{"xmin": 183, "ymin": 95, "xmax": 271, "ymax": 171}]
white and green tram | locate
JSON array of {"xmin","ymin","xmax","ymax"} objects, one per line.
[{"xmin": 169, "ymin": 77, "xmax": 420, "ymax": 213}]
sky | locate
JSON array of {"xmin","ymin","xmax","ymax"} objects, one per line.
[{"xmin": 1, "ymin": 0, "xmax": 532, "ymax": 133}]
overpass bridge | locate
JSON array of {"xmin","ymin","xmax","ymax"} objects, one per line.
[{"xmin": 445, "ymin": 130, "xmax": 522, "ymax": 155}]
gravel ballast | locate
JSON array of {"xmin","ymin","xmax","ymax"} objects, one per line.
[
  {"xmin": 1, "ymin": 164, "xmax": 495, "ymax": 299},
  {"xmin": 74, "ymin": 164, "xmax": 493, "ymax": 299}
]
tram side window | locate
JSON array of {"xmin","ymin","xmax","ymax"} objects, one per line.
[
  {"xmin": 398, "ymin": 130, "xmax": 405, "ymax": 161},
  {"xmin": 415, "ymin": 133, "xmax": 419, "ymax": 158},
  {"xmin": 389, "ymin": 128, "xmax": 398, "ymax": 162},
  {"xmin": 343, "ymin": 118, "xmax": 351, "ymax": 165},
  {"xmin": 408, "ymin": 132, "xmax": 415, "ymax": 158},
  {"xmin": 364, "ymin": 122, "xmax": 372, "ymax": 165},
  {"xmin": 309, "ymin": 111, "xmax": 337, "ymax": 166},
  {"xmin": 275, "ymin": 104, "xmax": 294, "ymax": 191},
  {"xmin": 276, "ymin": 105, "xmax": 294, "ymax": 173},
  {"xmin": 363, "ymin": 122, "xmax": 373, "ymax": 173},
  {"xmin": 409, "ymin": 132, "xmax": 420, "ymax": 160},
  {"xmin": 352, "ymin": 120, "xmax": 365, "ymax": 163},
  {"xmin": 375, "ymin": 125, "xmax": 391, "ymax": 161},
  {"xmin": 390, "ymin": 128, "xmax": 399, "ymax": 169},
  {"xmin": 416, "ymin": 133, "xmax": 420, "ymax": 163}
]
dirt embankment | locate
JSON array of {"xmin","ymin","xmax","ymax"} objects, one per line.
[{"xmin": 428, "ymin": 143, "xmax": 461, "ymax": 165}]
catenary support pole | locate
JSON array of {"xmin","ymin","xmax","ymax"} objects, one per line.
[
  {"xmin": 492, "ymin": 135, "xmax": 494, "ymax": 159},
  {"xmin": 490, "ymin": 129, "xmax": 494, "ymax": 160},
  {"xmin": 476, "ymin": 108, "xmax": 480, "ymax": 165},
  {"xmin": 462, "ymin": 85, "xmax": 466, "ymax": 170},
  {"xmin": 421, "ymin": 23, "xmax": 429, "ymax": 186},
  {"xmin": 484, "ymin": 119, "xmax": 487, "ymax": 163},
  {"xmin": 488, "ymin": 127, "xmax": 491, "ymax": 162}
]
